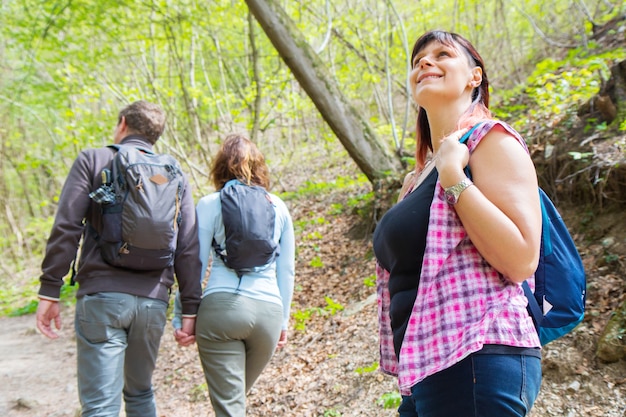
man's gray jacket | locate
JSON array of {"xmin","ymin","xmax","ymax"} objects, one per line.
[{"xmin": 39, "ymin": 135, "xmax": 202, "ymax": 316}]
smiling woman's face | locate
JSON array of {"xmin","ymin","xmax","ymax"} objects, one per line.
[{"xmin": 409, "ymin": 40, "xmax": 479, "ymax": 109}]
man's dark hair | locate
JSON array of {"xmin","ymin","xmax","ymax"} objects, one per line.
[{"xmin": 117, "ymin": 100, "xmax": 166, "ymax": 144}]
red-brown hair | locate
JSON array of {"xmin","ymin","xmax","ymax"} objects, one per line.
[
  {"xmin": 411, "ymin": 30, "xmax": 492, "ymax": 169},
  {"xmin": 210, "ymin": 134, "xmax": 270, "ymax": 190}
]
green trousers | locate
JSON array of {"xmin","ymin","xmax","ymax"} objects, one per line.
[{"xmin": 196, "ymin": 292, "xmax": 283, "ymax": 417}]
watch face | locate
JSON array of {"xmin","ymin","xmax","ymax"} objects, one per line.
[
  {"xmin": 445, "ymin": 190, "xmax": 457, "ymax": 205},
  {"xmin": 444, "ymin": 178, "xmax": 471, "ymax": 205}
]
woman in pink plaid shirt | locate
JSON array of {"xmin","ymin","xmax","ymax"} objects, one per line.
[{"xmin": 373, "ymin": 30, "xmax": 543, "ymax": 417}]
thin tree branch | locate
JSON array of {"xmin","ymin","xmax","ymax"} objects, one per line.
[{"xmin": 511, "ymin": 2, "xmax": 578, "ymax": 48}]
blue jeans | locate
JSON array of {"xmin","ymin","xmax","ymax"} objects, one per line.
[
  {"xmin": 398, "ymin": 352, "xmax": 542, "ymax": 417},
  {"xmin": 74, "ymin": 292, "xmax": 168, "ymax": 417}
]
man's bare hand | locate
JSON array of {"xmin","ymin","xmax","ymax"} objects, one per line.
[{"xmin": 36, "ymin": 299, "xmax": 61, "ymax": 339}]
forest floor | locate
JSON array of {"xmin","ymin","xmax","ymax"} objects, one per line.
[{"xmin": 1, "ymin": 181, "xmax": 625, "ymax": 417}]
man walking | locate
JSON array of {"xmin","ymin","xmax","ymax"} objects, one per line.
[{"xmin": 36, "ymin": 100, "xmax": 202, "ymax": 417}]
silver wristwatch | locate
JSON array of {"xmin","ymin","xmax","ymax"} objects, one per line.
[{"xmin": 444, "ymin": 178, "xmax": 473, "ymax": 205}]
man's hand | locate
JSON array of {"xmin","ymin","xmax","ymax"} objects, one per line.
[
  {"xmin": 174, "ymin": 316, "xmax": 196, "ymax": 347},
  {"xmin": 36, "ymin": 299, "xmax": 61, "ymax": 339}
]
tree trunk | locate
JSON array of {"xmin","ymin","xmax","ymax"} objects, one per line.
[
  {"xmin": 244, "ymin": 0, "xmax": 403, "ymax": 184},
  {"xmin": 578, "ymin": 59, "xmax": 626, "ymax": 126}
]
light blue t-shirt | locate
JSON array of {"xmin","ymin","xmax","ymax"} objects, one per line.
[{"xmin": 174, "ymin": 186, "xmax": 295, "ymax": 330}]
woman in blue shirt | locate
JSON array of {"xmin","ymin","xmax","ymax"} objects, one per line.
[{"xmin": 175, "ymin": 133, "xmax": 295, "ymax": 417}]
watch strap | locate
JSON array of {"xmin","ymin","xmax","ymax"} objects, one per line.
[{"xmin": 444, "ymin": 178, "xmax": 473, "ymax": 205}]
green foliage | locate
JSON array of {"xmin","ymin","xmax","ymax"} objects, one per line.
[
  {"xmin": 523, "ymin": 48, "xmax": 626, "ymax": 126},
  {"xmin": 292, "ymin": 296, "xmax": 344, "ymax": 331},
  {"xmin": 309, "ymin": 256, "xmax": 324, "ymax": 268},
  {"xmin": 363, "ymin": 274, "xmax": 376, "ymax": 288},
  {"xmin": 0, "ymin": 278, "xmax": 38, "ymax": 317},
  {"xmin": 347, "ymin": 191, "xmax": 375, "ymax": 210},
  {"xmin": 6, "ymin": 300, "xmax": 38, "ymax": 317},
  {"xmin": 2, "ymin": 283, "xmax": 76, "ymax": 318},
  {"xmin": 60, "ymin": 283, "xmax": 78, "ymax": 301},
  {"xmin": 496, "ymin": 43, "xmax": 626, "ymax": 137},
  {"xmin": 568, "ymin": 152, "xmax": 594, "ymax": 161},
  {"xmin": 528, "ymin": 66, "xmax": 596, "ymax": 118},
  {"xmin": 323, "ymin": 409, "xmax": 342, "ymax": 417},
  {"xmin": 329, "ymin": 203, "xmax": 344, "ymax": 215},
  {"xmin": 293, "ymin": 215, "xmax": 328, "ymax": 236},
  {"xmin": 281, "ymin": 175, "xmax": 369, "ymax": 201},
  {"xmin": 305, "ymin": 231, "xmax": 324, "ymax": 240},
  {"xmin": 324, "ymin": 296, "xmax": 344, "ymax": 315},
  {"xmin": 586, "ymin": 120, "xmax": 608, "ymax": 133},
  {"xmin": 292, "ymin": 307, "xmax": 322, "ymax": 332},
  {"xmin": 377, "ymin": 391, "xmax": 402, "ymax": 409},
  {"xmin": 354, "ymin": 361, "xmax": 379, "ymax": 374},
  {"xmin": 0, "ymin": 214, "xmax": 54, "ymax": 271},
  {"xmin": 188, "ymin": 383, "xmax": 209, "ymax": 403},
  {"xmin": 0, "ymin": 0, "xmax": 621, "ymax": 315},
  {"xmin": 603, "ymin": 253, "xmax": 619, "ymax": 265}
]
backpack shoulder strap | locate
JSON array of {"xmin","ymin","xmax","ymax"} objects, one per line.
[
  {"xmin": 107, "ymin": 143, "xmax": 154, "ymax": 155},
  {"xmin": 522, "ymin": 280, "xmax": 543, "ymax": 328},
  {"xmin": 212, "ymin": 183, "xmax": 239, "ymax": 264},
  {"xmin": 458, "ymin": 122, "xmax": 485, "ymax": 144}
]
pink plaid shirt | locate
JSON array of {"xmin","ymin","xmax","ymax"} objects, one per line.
[{"xmin": 376, "ymin": 120, "xmax": 540, "ymax": 396}]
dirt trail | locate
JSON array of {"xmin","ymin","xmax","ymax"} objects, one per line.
[
  {"xmin": 2, "ymin": 199, "xmax": 626, "ymax": 417},
  {"xmin": 0, "ymin": 312, "xmax": 80, "ymax": 417}
]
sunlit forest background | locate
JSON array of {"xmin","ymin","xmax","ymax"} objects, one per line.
[
  {"xmin": 2, "ymin": 0, "xmax": 623, "ymax": 302},
  {"xmin": 2, "ymin": 1, "xmax": 626, "ymax": 416}
]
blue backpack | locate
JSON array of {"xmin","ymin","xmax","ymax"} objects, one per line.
[
  {"xmin": 523, "ymin": 189, "xmax": 586, "ymax": 344},
  {"xmin": 460, "ymin": 125, "xmax": 586, "ymax": 345}
]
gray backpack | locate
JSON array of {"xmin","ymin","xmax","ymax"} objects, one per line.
[
  {"xmin": 212, "ymin": 180, "xmax": 279, "ymax": 277},
  {"xmin": 90, "ymin": 144, "xmax": 184, "ymax": 270}
]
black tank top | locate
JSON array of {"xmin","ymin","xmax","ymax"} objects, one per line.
[{"xmin": 373, "ymin": 169, "xmax": 437, "ymax": 358}]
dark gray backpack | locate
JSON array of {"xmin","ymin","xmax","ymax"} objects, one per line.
[
  {"xmin": 90, "ymin": 144, "xmax": 184, "ymax": 270},
  {"xmin": 213, "ymin": 180, "xmax": 279, "ymax": 277}
]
